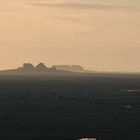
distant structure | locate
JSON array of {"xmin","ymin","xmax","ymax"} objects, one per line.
[
  {"xmin": 18, "ymin": 63, "xmax": 56, "ymax": 72},
  {"xmin": 0, "ymin": 62, "xmax": 92, "ymax": 75},
  {"xmin": 23, "ymin": 63, "xmax": 35, "ymax": 71},
  {"xmin": 52, "ymin": 65, "xmax": 85, "ymax": 73},
  {"xmin": 16, "ymin": 63, "xmax": 88, "ymax": 73},
  {"xmin": 35, "ymin": 63, "xmax": 48, "ymax": 71}
]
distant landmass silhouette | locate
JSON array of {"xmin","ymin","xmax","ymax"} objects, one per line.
[
  {"xmin": 0, "ymin": 63, "xmax": 92, "ymax": 75},
  {"xmin": 52, "ymin": 65, "xmax": 85, "ymax": 73}
]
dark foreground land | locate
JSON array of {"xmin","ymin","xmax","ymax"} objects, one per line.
[{"xmin": 0, "ymin": 74, "xmax": 140, "ymax": 140}]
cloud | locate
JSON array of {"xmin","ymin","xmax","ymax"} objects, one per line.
[{"xmin": 30, "ymin": 2, "xmax": 137, "ymax": 10}]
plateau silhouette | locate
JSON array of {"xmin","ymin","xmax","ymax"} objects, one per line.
[{"xmin": 0, "ymin": 63, "xmax": 91, "ymax": 75}]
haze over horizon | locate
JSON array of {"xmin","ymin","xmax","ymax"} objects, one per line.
[{"xmin": 0, "ymin": 0, "xmax": 140, "ymax": 72}]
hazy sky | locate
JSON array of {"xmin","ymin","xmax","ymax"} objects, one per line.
[{"xmin": 0, "ymin": 0, "xmax": 140, "ymax": 72}]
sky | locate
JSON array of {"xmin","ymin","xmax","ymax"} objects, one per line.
[{"xmin": 0, "ymin": 0, "xmax": 140, "ymax": 72}]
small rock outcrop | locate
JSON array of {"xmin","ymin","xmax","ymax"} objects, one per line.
[
  {"xmin": 35, "ymin": 63, "xmax": 48, "ymax": 71},
  {"xmin": 23, "ymin": 63, "xmax": 35, "ymax": 71},
  {"xmin": 52, "ymin": 65, "xmax": 85, "ymax": 72}
]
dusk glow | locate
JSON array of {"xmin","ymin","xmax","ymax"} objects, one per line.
[{"xmin": 0, "ymin": 0, "xmax": 140, "ymax": 72}]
